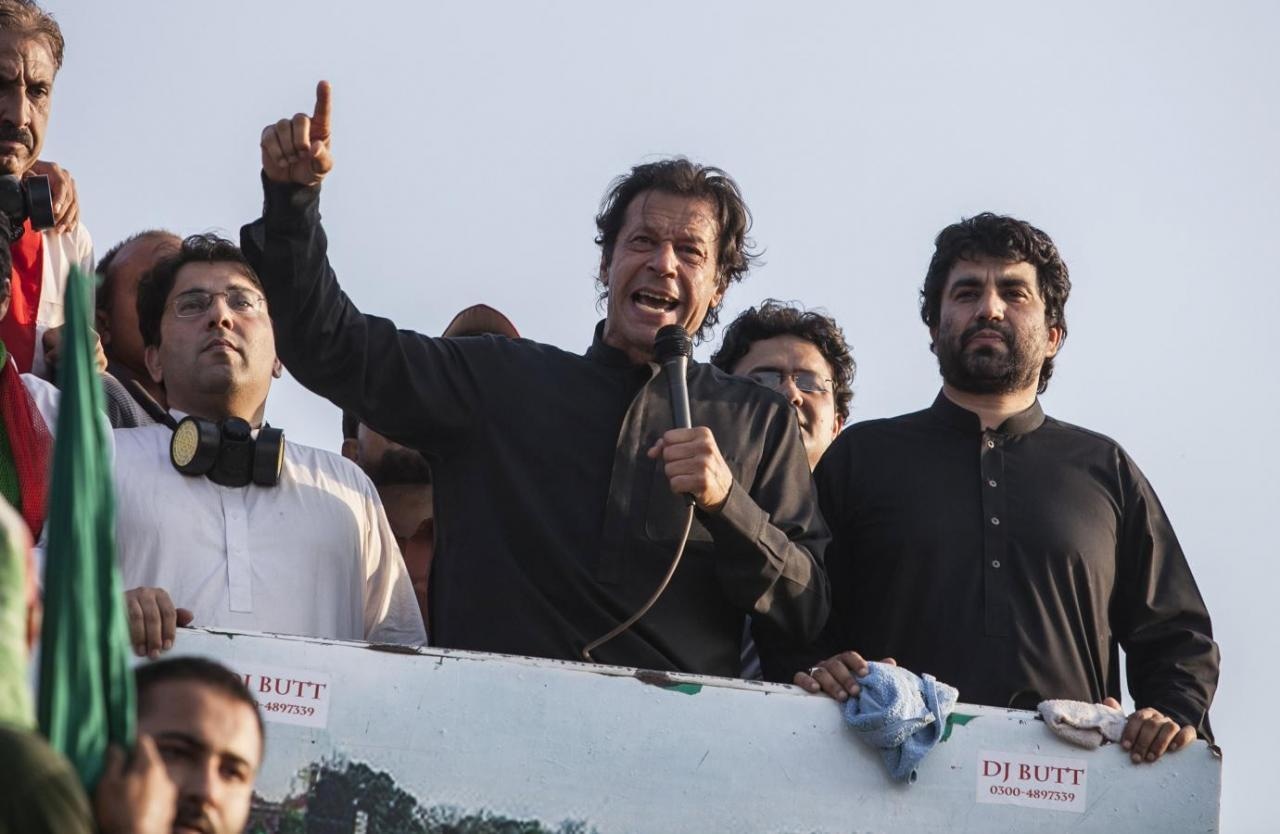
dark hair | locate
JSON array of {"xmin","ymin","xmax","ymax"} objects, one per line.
[
  {"xmin": 137, "ymin": 233, "xmax": 264, "ymax": 348},
  {"xmin": 341, "ymin": 410, "xmax": 358, "ymax": 441},
  {"xmin": 594, "ymin": 158, "xmax": 757, "ymax": 340},
  {"xmin": 136, "ymin": 656, "xmax": 264, "ymax": 744},
  {"xmin": 711, "ymin": 300, "xmax": 855, "ymax": 423},
  {"xmin": 920, "ymin": 212, "xmax": 1071, "ymax": 393},
  {"xmin": 95, "ymin": 229, "xmax": 180, "ymax": 311},
  {"xmin": 0, "ymin": 0, "xmax": 64, "ymax": 70}
]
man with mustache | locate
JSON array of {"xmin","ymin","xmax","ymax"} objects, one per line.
[
  {"xmin": 127, "ymin": 657, "xmax": 264, "ymax": 834},
  {"xmin": 240, "ymin": 82, "xmax": 828, "ymax": 676},
  {"xmin": 0, "ymin": 0, "xmax": 94, "ymax": 379},
  {"xmin": 113, "ymin": 233, "xmax": 425, "ymax": 658},
  {"xmin": 795, "ymin": 213, "xmax": 1219, "ymax": 765}
]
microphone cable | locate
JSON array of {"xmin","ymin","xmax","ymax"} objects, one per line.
[
  {"xmin": 582, "ymin": 324, "xmax": 697, "ymax": 663},
  {"xmin": 581, "ymin": 505, "xmax": 694, "ymax": 663}
]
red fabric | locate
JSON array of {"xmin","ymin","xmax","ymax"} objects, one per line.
[
  {"xmin": 2, "ymin": 221, "xmax": 45, "ymax": 373},
  {"xmin": 1, "ymin": 356, "xmax": 50, "ymax": 538}
]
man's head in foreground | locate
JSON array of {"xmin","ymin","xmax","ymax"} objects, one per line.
[
  {"xmin": 137, "ymin": 233, "xmax": 281, "ymax": 424},
  {"xmin": 595, "ymin": 158, "xmax": 757, "ymax": 364},
  {"xmin": 712, "ymin": 301, "xmax": 854, "ymax": 470},
  {"xmin": 136, "ymin": 657, "xmax": 263, "ymax": 834},
  {"xmin": 921, "ymin": 212, "xmax": 1070, "ymax": 397},
  {"xmin": 96, "ymin": 230, "xmax": 181, "ymax": 384},
  {"xmin": 0, "ymin": 0, "xmax": 62, "ymax": 177}
]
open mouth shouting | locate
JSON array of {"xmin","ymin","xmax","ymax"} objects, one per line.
[{"xmin": 633, "ymin": 289, "xmax": 680, "ymax": 314}]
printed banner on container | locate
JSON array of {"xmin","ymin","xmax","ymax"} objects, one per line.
[{"xmin": 976, "ymin": 749, "xmax": 1088, "ymax": 813}]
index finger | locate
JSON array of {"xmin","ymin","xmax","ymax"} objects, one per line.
[
  {"xmin": 156, "ymin": 590, "xmax": 177, "ymax": 650},
  {"xmin": 126, "ymin": 596, "xmax": 147, "ymax": 654},
  {"xmin": 661, "ymin": 427, "xmax": 697, "ymax": 444},
  {"xmin": 131, "ymin": 734, "xmax": 161, "ymax": 772},
  {"xmin": 837, "ymin": 650, "xmax": 870, "ymax": 677},
  {"xmin": 1121, "ymin": 711, "xmax": 1146, "ymax": 749},
  {"xmin": 312, "ymin": 80, "xmax": 332, "ymax": 140}
]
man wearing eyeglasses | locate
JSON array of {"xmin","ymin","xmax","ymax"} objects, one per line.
[
  {"xmin": 711, "ymin": 300, "xmax": 854, "ymax": 471},
  {"xmin": 111, "ymin": 233, "xmax": 425, "ymax": 658},
  {"xmin": 707, "ymin": 301, "xmax": 853, "ymax": 679}
]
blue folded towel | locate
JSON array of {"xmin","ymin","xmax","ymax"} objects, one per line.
[{"xmin": 841, "ymin": 662, "xmax": 959, "ymax": 782}]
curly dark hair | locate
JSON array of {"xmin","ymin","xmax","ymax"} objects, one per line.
[
  {"xmin": 710, "ymin": 300, "xmax": 854, "ymax": 423},
  {"xmin": 137, "ymin": 233, "xmax": 264, "ymax": 348},
  {"xmin": 920, "ymin": 212, "xmax": 1071, "ymax": 393},
  {"xmin": 0, "ymin": 0, "xmax": 64, "ymax": 70},
  {"xmin": 595, "ymin": 158, "xmax": 758, "ymax": 341}
]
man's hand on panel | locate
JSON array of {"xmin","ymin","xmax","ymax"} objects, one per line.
[
  {"xmin": 794, "ymin": 651, "xmax": 898, "ymax": 702},
  {"xmin": 1103, "ymin": 697, "xmax": 1196, "ymax": 764},
  {"xmin": 124, "ymin": 586, "xmax": 194, "ymax": 658}
]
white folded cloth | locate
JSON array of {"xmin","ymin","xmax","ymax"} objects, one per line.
[{"xmin": 1038, "ymin": 699, "xmax": 1127, "ymax": 749}]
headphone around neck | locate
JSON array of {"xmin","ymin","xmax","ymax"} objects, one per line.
[{"xmin": 169, "ymin": 415, "xmax": 285, "ymax": 487}]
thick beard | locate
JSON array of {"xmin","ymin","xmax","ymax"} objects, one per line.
[
  {"xmin": 365, "ymin": 447, "xmax": 433, "ymax": 486},
  {"xmin": 936, "ymin": 320, "xmax": 1043, "ymax": 395}
]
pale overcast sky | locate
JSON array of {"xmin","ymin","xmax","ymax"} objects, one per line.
[{"xmin": 49, "ymin": 1, "xmax": 1276, "ymax": 829}]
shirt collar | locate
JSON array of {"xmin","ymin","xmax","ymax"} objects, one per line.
[
  {"xmin": 585, "ymin": 320, "xmax": 642, "ymax": 368},
  {"xmin": 165, "ymin": 409, "xmax": 267, "ymax": 437},
  {"xmin": 928, "ymin": 390, "xmax": 1045, "ymax": 436}
]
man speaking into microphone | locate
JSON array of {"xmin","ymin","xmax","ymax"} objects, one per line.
[{"xmin": 241, "ymin": 81, "xmax": 828, "ymax": 678}]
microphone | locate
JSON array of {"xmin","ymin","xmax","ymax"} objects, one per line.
[
  {"xmin": 581, "ymin": 324, "xmax": 698, "ymax": 663},
  {"xmin": 654, "ymin": 324, "xmax": 693, "ymax": 430}
]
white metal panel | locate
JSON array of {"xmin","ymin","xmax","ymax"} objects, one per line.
[{"xmin": 170, "ymin": 628, "xmax": 1220, "ymax": 833}]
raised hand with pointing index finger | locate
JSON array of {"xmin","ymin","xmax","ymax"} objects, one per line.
[{"xmin": 261, "ymin": 80, "xmax": 334, "ymax": 187}]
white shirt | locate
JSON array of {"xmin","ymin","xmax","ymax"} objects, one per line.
[
  {"xmin": 30, "ymin": 223, "xmax": 94, "ymax": 380},
  {"xmin": 19, "ymin": 364, "xmax": 119, "ymax": 572},
  {"xmin": 20, "ymin": 370, "xmax": 58, "ymax": 429},
  {"xmin": 113, "ymin": 423, "xmax": 426, "ymax": 645}
]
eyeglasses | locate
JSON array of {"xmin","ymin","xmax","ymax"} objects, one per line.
[
  {"xmin": 171, "ymin": 288, "xmax": 266, "ymax": 319},
  {"xmin": 746, "ymin": 370, "xmax": 832, "ymax": 395}
]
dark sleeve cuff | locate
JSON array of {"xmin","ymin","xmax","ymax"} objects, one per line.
[
  {"xmin": 259, "ymin": 171, "xmax": 322, "ymax": 228},
  {"xmin": 699, "ymin": 480, "xmax": 766, "ymax": 542},
  {"xmin": 1149, "ymin": 696, "xmax": 1214, "ymax": 743}
]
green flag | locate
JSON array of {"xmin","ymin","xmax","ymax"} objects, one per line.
[
  {"xmin": 37, "ymin": 266, "xmax": 135, "ymax": 790},
  {"xmin": 0, "ymin": 495, "xmax": 33, "ymax": 729}
]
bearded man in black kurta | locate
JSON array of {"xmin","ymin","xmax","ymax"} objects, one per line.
[
  {"xmin": 240, "ymin": 82, "xmax": 829, "ymax": 678},
  {"xmin": 792, "ymin": 213, "xmax": 1218, "ymax": 766}
]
